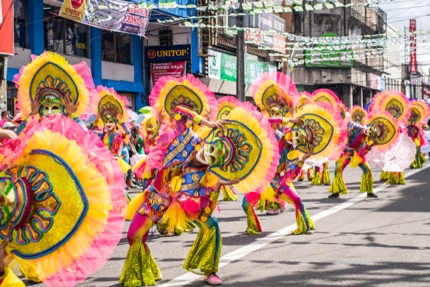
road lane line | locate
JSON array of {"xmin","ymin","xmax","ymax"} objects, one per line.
[{"xmin": 159, "ymin": 165, "xmax": 429, "ymax": 286}]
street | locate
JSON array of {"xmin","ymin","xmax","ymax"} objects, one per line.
[{"xmin": 29, "ymin": 161, "xmax": 430, "ymax": 287}]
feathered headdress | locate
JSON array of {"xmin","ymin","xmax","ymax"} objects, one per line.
[
  {"xmin": 216, "ymin": 96, "xmax": 258, "ymax": 120},
  {"xmin": 350, "ymin": 105, "xmax": 368, "ymax": 125},
  {"xmin": 15, "ymin": 52, "xmax": 89, "ymax": 118},
  {"xmin": 291, "ymin": 104, "xmax": 347, "ymax": 161},
  {"xmin": 365, "ymin": 111, "xmax": 399, "ymax": 152},
  {"xmin": 409, "ymin": 100, "xmax": 430, "ymax": 126},
  {"xmin": 377, "ymin": 91, "xmax": 410, "ymax": 124},
  {"xmin": 252, "ymin": 72, "xmax": 299, "ymax": 118},
  {"xmin": 197, "ymin": 107, "xmax": 279, "ymax": 194},
  {"xmin": 0, "ymin": 115, "xmax": 126, "ymax": 287},
  {"xmin": 149, "ymin": 74, "xmax": 217, "ymax": 125}
]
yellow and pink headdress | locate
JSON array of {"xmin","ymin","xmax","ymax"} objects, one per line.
[
  {"xmin": 376, "ymin": 91, "xmax": 410, "ymax": 125},
  {"xmin": 295, "ymin": 91, "xmax": 311, "ymax": 113},
  {"xmin": 93, "ymin": 86, "xmax": 130, "ymax": 128},
  {"xmin": 252, "ymin": 72, "xmax": 299, "ymax": 118},
  {"xmin": 216, "ymin": 96, "xmax": 258, "ymax": 120},
  {"xmin": 0, "ymin": 115, "xmax": 126, "ymax": 287},
  {"xmin": 371, "ymin": 91, "xmax": 409, "ymax": 124},
  {"xmin": 14, "ymin": 52, "xmax": 90, "ymax": 119},
  {"xmin": 149, "ymin": 74, "xmax": 217, "ymax": 126},
  {"xmin": 197, "ymin": 107, "xmax": 279, "ymax": 194},
  {"xmin": 291, "ymin": 104, "xmax": 347, "ymax": 162},
  {"xmin": 350, "ymin": 105, "xmax": 368, "ymax": 125},
  {"xmin": 365, "ymin": 111, "xmax": 400, "ymax": 152},
  {"xmin": 408, "ymin": 100, "xmax": 429, "ymax": 126}
]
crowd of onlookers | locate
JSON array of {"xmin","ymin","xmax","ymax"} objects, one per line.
[{"xmin": 0, "ymin": 111, "xmax": 18, "ymax": 140}]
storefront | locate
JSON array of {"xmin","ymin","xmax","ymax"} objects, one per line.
[{"xmin": 145, "ymin": 45, "xmax": 190, "ymax": 89}]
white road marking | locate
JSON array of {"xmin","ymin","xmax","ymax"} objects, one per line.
[{"xmin": 159, "ymin": 165, "xmax": 429, "ymax": 286}]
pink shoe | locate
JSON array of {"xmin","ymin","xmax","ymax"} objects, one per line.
[
  {"xmin": 204, "ymin": 273, "xmax": 223, "ymax": 285},
  {"xmin": 266, "ymin": 208, "xmax": 280, "ymax": 215}
]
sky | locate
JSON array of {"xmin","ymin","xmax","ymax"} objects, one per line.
[{"xmin": 377, "ymin": 0, "xmax": 430, "ymax": 75}]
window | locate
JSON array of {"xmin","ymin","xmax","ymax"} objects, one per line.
[
  {"xmin": 159, "ymin": 30, "xmax": 173, "ymax": 46},
  {"xmin": 6, "ymin": 83, "xmax": 18, "ymax": 116},
  {"xmin": 102, "ymin": 31, "xmax": 132, "ymax": 64},
  {"xmin": 14, "ymin": 0, "xmax": 26, "ymax": 48},
  {"xmin": 118, "ymin": 92, "xmax": 135, "ymax": 111},
  {"xmin": 43, "ymin": 5, "xmax": 90, "ymax": 57}
]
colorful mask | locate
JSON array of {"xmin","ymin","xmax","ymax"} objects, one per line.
[
  {"xmin": 196, "ymin": 140, "xmax": 226, "ymax": 167},
  {"xmin": 102, "ymin": 114, "xmax": 116, "ymax": 131},
  {"xmin": 291, "ymin": 129, "xmax": 307, "ymax": 148},
  {"xmin": 269, "ymin": 106, "xmax": 283, "ymax": 118},
  {"xmin": 40, "ymin": 94, "xmax": 64, "ymax": 116}
]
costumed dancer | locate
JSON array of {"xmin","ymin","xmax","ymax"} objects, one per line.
[
  {"xmin": 369, "ymin": 91, "xmax": 412, "ymax": 184},
  {"xmin": 8, "ymin": 51, "xmax": 95, "ymax": 282},
  {"xmin": 246, "ymin": 73, "xmax": 298, "ymax": 218},
  {"xmin": 329, "ymin": 111, "xmax": 400, "ymax": 198},
  {"xmin": 126, "ymin": 109, "xmax": 159, "ymax": 221},
  {"xmin": 243, "ymin": 74, "xmax": 346, "ymax": 235},
  {"xmin": 0, "ymin": 115, "xmax": 127, "ymax": 287},
  {"xmin": 408, "ymin": 100, "xmax": 430, "ymax": 169},
  {"xmin": 91, "ymin": 87, "xmax": 133, "ymax": 197},
  {"xmin": 119, "ymin": 75, "xmax": 279, "ymax": 286}
]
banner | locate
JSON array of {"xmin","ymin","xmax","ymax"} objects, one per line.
[
  {"xmin": 220, "ymin": 53, "xmax": 237, "ymax": 82},
  {"xmin": 0, "ymin": 0, "xmax": 14, "ymax": 55},
  {"xmin": 305, "ymin": 33, "xmax": 354, "ymax": 68},
  {"xmin": 150, "ymin": 61, "xmax": 187, "ymax": 88},
  {"xmin": 208, "ymin": 50, "xmax": 221, "ymax": 80},
  {"xmin": 207, "ymin": 50, "xmax": 277, "ymax": 84},
  {"xmin": 60, "ymin": 0, "xmax": 151, "ymax": 37},
  {"xmin": 410, "ymin": 19, "xmax": 417, "ymax": 75},
  {"xmin": 59, "ymin": 0, "xmax": 87, "ymax": 22}
]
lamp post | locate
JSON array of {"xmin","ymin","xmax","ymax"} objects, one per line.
[{"xmin": 236, "ymin": 0, "xmax": 245, "ymax": 101}]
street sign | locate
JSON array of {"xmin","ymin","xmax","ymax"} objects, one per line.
[{"xmin": 411, "ymin": 78, "xmax": 419, "ymax": 85}]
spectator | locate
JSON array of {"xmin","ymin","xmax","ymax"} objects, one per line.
[{"xmin": 0, "ymin": 111, "xmax": 10, "ymax": 128}]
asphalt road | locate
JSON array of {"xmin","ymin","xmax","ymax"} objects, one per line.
[{"xmin": 26, "ymin": 160, "xmax": 430, "ymax": 287}]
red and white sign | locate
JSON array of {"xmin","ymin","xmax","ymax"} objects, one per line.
[
  {"xmin": 410, "ymin": 19, "xmax": 417, "ymax": 75},
  {"xmin": 150, "ymin": 61, "xmax": 186, "ymax": 88},
  {"xmin": 0, "ymin": 0, "xmax": 14, "ymax": 55}
]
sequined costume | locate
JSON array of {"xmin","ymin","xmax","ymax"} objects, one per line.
[
  {"xmin": 329, "ymin": 112, "xmax": 399, "ymax": 197},
  {"xmin": 243, "ymin": 123, "xmax": 315, "ymax": 235},
  {"xmin": 329, "ymin": 122, "xmax": 374, "ymax": 196},
  {"xmin": 120, "ymin": 75, "xmax": 279, "ymax": 286},
  {"xmin": 0, "ymin": 116, "xmax": 127, "ymax": 287}
]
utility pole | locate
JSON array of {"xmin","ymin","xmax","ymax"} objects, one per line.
[{"xmin": 236, "ymin": 0, "xmax": 245, "ymax": 101}]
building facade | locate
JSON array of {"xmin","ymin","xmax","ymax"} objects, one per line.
[
  {"xmin": 5, "ymin": 0, "xmax": 200, "ymax": 115},
  {"xmin": 383, "ymin": 24, "xmax": 401, "ymax": 92},
  {"xmin": 196, "ymin": 0, "xmax": 291, "ymax": 98},
  {"xmin": 290, "ymin": 0, "xmax": 387, "ymax": 108}
]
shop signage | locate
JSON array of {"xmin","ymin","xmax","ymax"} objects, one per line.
[
  {"xmin": 244, "ymin": 13, "xmax": 286, "ymax": 54},
  {"xmin": 208, "ymin": 50, "xmax": 277, "ymax": 84},
  {"xmin": 150, "ymin": 61, "xmax": 187, "ymax": 87},
  {"xmin": 60, "ymin": 0, "xmax": 151, "ymax": 37},
  {"xmin": 305, "ymin": 33, "xmax": 354, "ymax": 68},
  {"xmin": 410, "ymin": 19, "xmax": 417, "ymax": 75},
  {"xmin": 145, "ymin": 45, "xmax": 190, "ymax": 62}
]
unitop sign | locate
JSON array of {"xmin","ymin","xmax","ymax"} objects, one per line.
[{"xmin": 145, "ymin": 45, "xmax": 190, "ymax": 62}]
